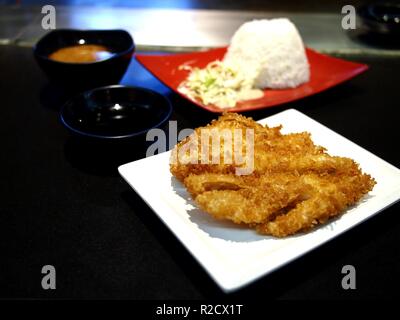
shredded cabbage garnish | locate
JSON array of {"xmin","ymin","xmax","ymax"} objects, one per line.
[{"xmin": 178, "ymin": 61, "xmax": 263, "ymax": 109}]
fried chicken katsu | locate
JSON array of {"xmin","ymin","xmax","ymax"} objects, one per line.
[{"xmin": 170, "ymin": 113, "xmax": 375, "ymax": 237}]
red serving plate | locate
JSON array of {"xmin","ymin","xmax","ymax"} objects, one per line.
[{"xmin": 136, "ymin": 47, "xmax": 368, "ymax": 113}]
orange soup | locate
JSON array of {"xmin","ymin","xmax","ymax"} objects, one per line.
[{"xmin": 49, "ymin": 44, "xmax": 114, "ymax": 63}]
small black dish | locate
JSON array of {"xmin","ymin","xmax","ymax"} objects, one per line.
[
  {"xmin": 60, "ymin": 85, "xmax": 172, "ymax": 141},
  {"xmin": 34, "ymin": 29, "xmax": 134, "ymax": 90},
  {"xmin": 358, "ymin": 3, "xmax": 400, "ymax": 37}
]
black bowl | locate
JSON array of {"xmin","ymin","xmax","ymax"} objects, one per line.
[
  {"xmin": 60, "ymin": 85, "xmax": 172, "ymax": 141},
  {"xmin": 34, "ymin": 29, "xmax": 134, "ymax": 90},
  {"xmin": 358, "ymin": 3, "xmax": 400, "ymax": 37}
]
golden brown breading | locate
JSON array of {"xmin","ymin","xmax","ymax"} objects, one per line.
[
  {"xmin": 256, "ymin": 173, "xmax": 376, "ymax": 237},
  {"xmin": 170, "ymin": 113, "xmax": 376, "ymax": 237},
  {"xmin": 170, "ymin": 113, "xmax": 359, "ymax": 180},
  {"xmin": 184, "ymin": 173, "xmax": 311, "ymax": 224},
  {"xmin": 170, "ymin": 113, "xmax": 282, "ymax": 181}
]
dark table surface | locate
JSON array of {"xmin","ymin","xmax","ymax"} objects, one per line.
[{"xmin": 1, "ymin": 44, "xmax": 399, "ymax": 299}]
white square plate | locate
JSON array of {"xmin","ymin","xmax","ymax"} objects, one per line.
[{"xmin": 119, "ymin": 109, "xmax": 400, "ymax": 292}]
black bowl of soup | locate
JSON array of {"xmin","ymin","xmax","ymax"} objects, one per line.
[{"xmin": 34, "ymin": 29, "xmax": 134, "ymax": 90}]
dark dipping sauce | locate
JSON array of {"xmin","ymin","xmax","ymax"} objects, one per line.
[
  {"xmin": 48, "ymin": 44, "xmax": 114, "ymax": 63},
  {"xmin": 79, "ymin": 101, "xmax": 160, "ymax": 137},
  {"xmin": 60, "ymin": 86, "xmax": 172, "ymax": 139}
]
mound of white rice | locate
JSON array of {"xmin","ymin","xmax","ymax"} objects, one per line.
[{"xmin": 223, "ymin": 18, "xmax": 310, "ymax": 89}]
